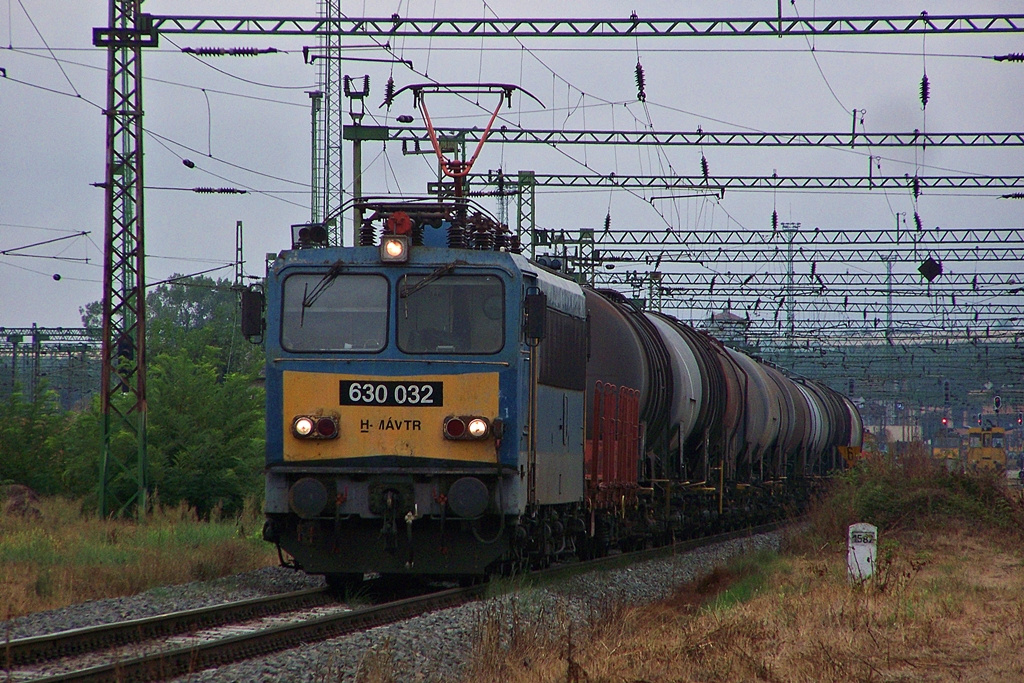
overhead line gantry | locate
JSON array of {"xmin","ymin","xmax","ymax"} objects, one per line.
[
  {"xmin": 387, "ymin": 126, "xmax": 1024, "ymax": 149},
  {"xmin": 533, "ymin": 226, "xmax": 1024, "ymax": 263},
  {"xmin": 145, "ymin": 13, "xmax": 1024, "ymax": 38},
  {"xmin": 460, "ymin": 173, "xmax": 1024, "ymax": 193}
]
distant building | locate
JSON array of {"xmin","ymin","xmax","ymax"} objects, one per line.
[{"xmin": 710, "ymin": 309, "xmax": 751, "ymax": 348}]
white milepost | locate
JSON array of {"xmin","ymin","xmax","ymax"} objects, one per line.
[{"xmin": 847, "ymin": 522, "xmax": 877, "ymax": 583}]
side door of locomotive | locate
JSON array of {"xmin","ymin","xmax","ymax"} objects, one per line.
[{"xmin": 529, "ymin": 294, "xmax": 586, "ymax": 505}]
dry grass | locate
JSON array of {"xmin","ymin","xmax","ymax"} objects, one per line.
[
  {"xmin": 463, "ymin": 463, "xmax": 1024, "ymax": 682},
  {"xmin": 464, "ymin": 524, "xmax": 1024, "ymax": 682},
  {"xmin": 0, "ymin": 496, "xmax": 276, "ymax": 619}
]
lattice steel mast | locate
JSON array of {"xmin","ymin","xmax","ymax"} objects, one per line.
[
  {"xmin": 319, "ymin": 0, "xmax": 344, "ymax": 245},
  {"xmin": 94, "ymin": 0, "xmax": 156, "ymax": 518}
]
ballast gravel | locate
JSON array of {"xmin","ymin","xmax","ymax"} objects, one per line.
[{"xmin": 1, "ymin": 531, "xmax": 781, "ymax": 682}]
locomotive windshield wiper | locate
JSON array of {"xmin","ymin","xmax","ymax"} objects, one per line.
[
  {"xmin": 399, "ymin": 260, "xmax": 464, "ymax": 298},
  {"xmin": 300, "ymin": 261, "xmax": 345, "ymax": 325}
]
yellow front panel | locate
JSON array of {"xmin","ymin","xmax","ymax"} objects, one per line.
[
  {"xmin": 283, "ymin": 370, "xmax": 500, "ymax": 463},
  {"xmin": 968, "ymin": 448, "xmax": 1006, "ymax": 470}
]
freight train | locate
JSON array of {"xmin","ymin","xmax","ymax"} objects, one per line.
[{"xmin": 247, "ymin": 199, "xmax": 863, "ymax": 586}]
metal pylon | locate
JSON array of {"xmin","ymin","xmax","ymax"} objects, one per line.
[
  {"xmin": 517, "ymin": 170, "xmax": 536, "ymax": 255},
  {"xmin": 319, "ymin": 0, "xmax": 344, "ymax": 245},
  {"xmin": 95, "ymin": 0, "xmax": 155, "ymax": 518}
]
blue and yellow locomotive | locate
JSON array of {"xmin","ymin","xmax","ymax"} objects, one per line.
[
  {"xmin": 254, "ymin": 199, "xmax": 862, "ymax": 585},
  {"xmin": 258, "ymin": 201, "xmax": 589, "ymax": 584}
]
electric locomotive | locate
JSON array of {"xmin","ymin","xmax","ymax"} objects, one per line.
[
  {"xmin": 256, "ymin": 200, "xmax": 589, "ymax": 584},
  {"xmin": 251, "ymin": 199, "xmax": 862, "ymax": 585}
]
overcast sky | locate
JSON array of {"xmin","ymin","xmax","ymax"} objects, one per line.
[{"xmin": 1, "ymin": 1, "xmax": 1021, "ymax": 331}]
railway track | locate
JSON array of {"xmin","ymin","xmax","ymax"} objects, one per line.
[
  {"xmin": 1, "ymin": 580, "xmax": 486, "ymax": 682},
  {"xmin": 2, "ymin": 521, "xmax": 783, "ymax": 682}
]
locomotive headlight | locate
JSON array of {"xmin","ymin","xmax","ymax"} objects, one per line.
[
  {"xmin": 293, "ymin": 416, "xmax": 315, "ymax": 437},
  {"xmin": 380, "ymin": 234, "xmax": 409, "ymax": 263},
  {"xmin": 292, "ymin": 415, "xmax": 339, "ymax": 439},
  {"xmin": 467, "ymin": 417, "xmax": 489, "ymax": 438},
  {"xmin": 443, "ymin": 415, "xmax": 491, "ymax": 440}
]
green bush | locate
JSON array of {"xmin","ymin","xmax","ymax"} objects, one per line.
[
  {"xmin": 0, "ymin": 386, "xmax": 70, "ymax": 495},
  {"xmin": 3, "ymin": 275, "xmax": 267, "ymax": 517},
  {"xmin": 808, "ymin": 458, "xmax": 1024, "ymax": 542}
]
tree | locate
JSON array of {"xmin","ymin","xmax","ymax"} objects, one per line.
[
  {"xmin": 0, "ymin": 386, "xmax": 68, "ymax": 494},
  {"xmin": 145, "ymin": 349, "xmax": 265, "ymax": 516},
  {"xmin": 69, "ymin": 275, "xmax": 267, "ymax": 515},
  {"xmin": 81, "ymin": 275, "xmax": 264, "ymax": 377}
]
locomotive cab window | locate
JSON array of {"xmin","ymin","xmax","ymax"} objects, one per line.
[
  {"xmin": 398, "ymin": 274, "xmax": 504, "ymax": 354},
  {"xmin": 281, "ymin": 273, "xmax": 388, "ymax": 352}
]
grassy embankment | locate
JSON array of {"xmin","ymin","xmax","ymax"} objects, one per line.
[
  {"xmin": 0, "ymin": 496, "xmax": 276, "ymax": 620},
  {"xmin": 451, "ymin": 459, "xmax": 1024, "ymax": 682}
]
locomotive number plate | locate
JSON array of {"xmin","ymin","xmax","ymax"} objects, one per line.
[{"xmin": 340, "ymin": 380, "xmax": 443, "ymax": 407}]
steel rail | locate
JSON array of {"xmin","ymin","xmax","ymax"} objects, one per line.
[
  {"xmin": 2, "ymin": 587, "xmax": 332, "ymax": 668},
  {"xmin": 25, "ymin": 586, "xmax": 482, "ymax": 683}
]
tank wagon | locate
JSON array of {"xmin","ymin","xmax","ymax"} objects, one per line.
[{"xmin": 248, "ymin": 199, "xmax": 862, "ymax": 585}]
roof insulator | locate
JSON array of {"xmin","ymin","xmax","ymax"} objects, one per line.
[
  {"xmin": 182, "ymin": 46, "xmax": 279, "ymax": 57},
  {"xmin": 194, "ymin": 187, "xmax": 247, "ymax": 194}
]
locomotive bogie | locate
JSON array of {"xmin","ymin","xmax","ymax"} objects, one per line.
[{"xmin": 265, "ymin": 513, "xmax": 513, "ymax": 576}]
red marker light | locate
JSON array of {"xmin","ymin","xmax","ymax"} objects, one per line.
[
  {"xmin": 444, "ymin": 417, "xmax": 466, "ymax": 439},
  {"xmin": 316, "ymin": 417, "xmax": 337, "ymax": 437}
]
